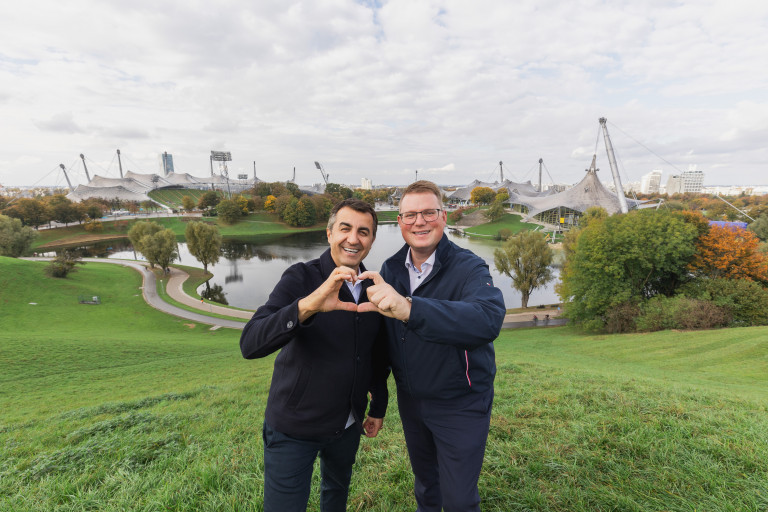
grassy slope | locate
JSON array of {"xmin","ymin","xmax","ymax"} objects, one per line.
[{"xmin": 1, "ymin": 257, "xmax": 767, "ymax": 511}]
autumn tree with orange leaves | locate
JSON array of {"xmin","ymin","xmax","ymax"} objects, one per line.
[{"xmin": 688, "ymin": 225, "xmax": 768, "ymax": 283}]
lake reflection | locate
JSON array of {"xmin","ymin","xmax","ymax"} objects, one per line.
[{"xmin": 103, "ymin": 224, "xmax": 560, "ymax": 310}]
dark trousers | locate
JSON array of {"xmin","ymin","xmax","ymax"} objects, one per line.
[
  {"xmin": 262, "ymin": 422, "xmax": 361, "ymax": 512},
  {"xmin": 397, "ymin": 388, "xmax": 493, "ymax": 512}
]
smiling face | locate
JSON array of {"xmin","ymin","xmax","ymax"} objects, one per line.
[
  {"xmin": 326, "ymin": 206, "xmax": 376, "ymax": 271},
  {"xmin": 398, "ymin": 191, "xmax": 447, "ymax": 264}
]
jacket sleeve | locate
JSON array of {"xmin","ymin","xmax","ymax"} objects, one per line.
[
  {"xmin": 406, "ymin": 260, "xmax": 505, "ymax": 350},
  {"xmin": 239, "ymin": 264, "xmax": 312, "ymax": 359},
  {"xmin": 366, "ymin": 328, "xmax": 390, "ymax": 418}
]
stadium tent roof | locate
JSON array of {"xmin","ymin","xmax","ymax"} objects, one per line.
[
  {"xmin": 447, "ymin": 179, "xmax": 554, "ymax": 202},
  {"xmin": 514, "ymin": 168, "xmax": 644, "ymax": 220},
  {"xmin": 66, "ymin": 184, "xmax": 151, "ymax": 203}
]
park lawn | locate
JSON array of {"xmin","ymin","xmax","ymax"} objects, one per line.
[
  {"xmin": 464, "ymin": 212, "xmax": 541, "ymax": 237},
  {"xmin": 1, "ymin": 257, "xmax": 767, "ymax": 511},
  {"xmin": 31, "ymin": 213, "xmax": 325, "ymax": 250}
]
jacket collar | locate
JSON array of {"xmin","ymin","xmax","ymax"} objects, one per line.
[{"xmin": 391, "ymin": 233, "xmax": 451, "ymax": 293}]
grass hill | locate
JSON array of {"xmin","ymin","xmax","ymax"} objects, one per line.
[{"xmin": 1, "ymin": 256, "xmax": 767, "ymax": 511}]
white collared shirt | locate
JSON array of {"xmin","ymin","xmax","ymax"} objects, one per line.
[
  {"xmin": 405, "ymin": 248, "xmax": 436, "ymax": 294},
  {"xmin": 344, "ymin": 270, "xmax": 363, "ymax": 429},
  {"xmin": 344, "ymin": 274, "xmax": 363, "ymax": 303}
]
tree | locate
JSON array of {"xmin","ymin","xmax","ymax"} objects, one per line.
[
  {"xmin": 557, "ymin": 209, "xmax": 698, "ymax": 326},
  {"xmin": 470, "ymin": 187, "xmax": 495, "ymax": 205},
  {"xmin": 748, "ymin": 213, "xmax": 768, "ymax": 241},
  {"xmin": 325, "ymin": 183, "xmax": 353, "ymax": 201},
  {"xmin": 185, "ymin": 221, "xmax": 222, "ymax": 272},
  {"xmin": 253, "ymin": 182, "xmax": 272, "ymax": 197},
  {"xmin": 141, "ymin": 229, "xmax": 178, "ymax": 270},
  {"xmin": 181, "ymin": 195, "xmax": 197, "ymax": 212},
  {"xmin": 485, "ymin": 199, "xmax": 505, "ymax": 222},
  {"xmin": 234, "ymin": 194, "xmax": 250, "ymax": 215},
  {"xmin": 44, "ymin": 195, "xmax": 80, "ymax": 226},
  {"xmin": 286, "ymin": 182, "xmax": 302, "ymax": 198},
  {"xmin": 128, "ymin": 221, "xmax": 163, "ymax": 266},
  {"xmin": 311, "ymin": 195, "xmax": 334, "ymax": 222},
  {"xmin": 198, "ymin": 190, "xmax": 221, "ymax": 210},
  {"xmin": 217, "ymin": 199, "xmax": 242, "ymax": 225},
  {"xmin": 282, "ymin": 197, "xmax": 300, "ymax": 226},
  {"xmin": 295, "ymin": 196, "xmax": 317, "ymax": 226},
  {"xmin": 0, "ymin": 214, "xmax": 38, "ymax": 257},
  {"xmin": 83, "ymin": 201, "xmax": 104, "ymax": 220},
  {"xmin": 264, "ymin": 195, "xmax": 277, "ymax": 212},
  {"xmin": 494, "ymin": 230, "xmax": 554, "ymax": 308},
  {"xmin": 274, "ymin": 194, "xmax": 294, "ymax": 218},
  {"xmin": 688, "ymin": 225, "xmax": 768, "ymax": 283},
  {"xmin": 45, "ymin": 250, "xmax": 84, "ymax": 278},
  {"xmin": 5, "ymin": 198, "xmax": 51, "ymax": 228}
]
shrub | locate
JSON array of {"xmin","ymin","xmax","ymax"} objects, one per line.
[
  {"xmin": 83, "ymin": 220, "xmax": 103, "ymax": 232},
  {"xmin": 604, "ymin": 302, "xmax": 641, "ymax": 334},
  {"xmin": 635, "ymin": 296, "xmax": 730, "ymax": 332},
  {"xmin": 45, "ymin": 251, "xmax": 84, "ymax": 278},
  {"xmin": 679, "ymin": 278, "xmax": 768, "ymax": 326},
  {"xmin": 449, "ymin": 209, "xmax": 463, "ymax": 223},
  {"xmin": 497, "ymin": 228, "xmax": 512, "ymax": 241}
]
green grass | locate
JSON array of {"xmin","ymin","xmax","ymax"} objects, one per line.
[
  {"xmin": 32, "ymin": 213, "xmax": 324, "ymax": 249},
  {"xmin": 376, "ymin": 210, "xmax": 399, "ymax": 223},
  {"xmin": 2, "ymin": 256, "xmax": 767, "ymax": 511},
  {"xmin": 464, "ymin": 212, "xmax": 541, "ymax": 237}
]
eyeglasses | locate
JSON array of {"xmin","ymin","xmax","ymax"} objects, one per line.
[{"xmin": 399, "ymin": 209, "xmax": 442, "ymax": 224}]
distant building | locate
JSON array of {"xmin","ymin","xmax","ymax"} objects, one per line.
[
  {"xmin": 361, "ymin": 178, "xmax": 372, "ymax": 190},
  {"xmin": 666, "ymin": 166, "xmax": 704, "ymax": 194},
  {"xmin": 681, "ymin": 166, "xmax": 704, "ymax": 193},
  {"xmin": 160, "ymin": 152, "xmax": 174, "ymax": 176},
  {"xmin": 666, "ymin": 175, "xmax": 685, "ymax": 195},
  {"xmin": 640, "ymin": 169, "xmax": 663, "ymax": 194}
]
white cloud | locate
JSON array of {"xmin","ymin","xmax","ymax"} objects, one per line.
[{"xmin": 1, "ymin": 0, "xmax": 767, "ymax": 188}]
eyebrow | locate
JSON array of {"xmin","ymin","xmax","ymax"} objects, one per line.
[{"xmin": 339, "ymin": 221, "xmax": 370, "ymax": 233}]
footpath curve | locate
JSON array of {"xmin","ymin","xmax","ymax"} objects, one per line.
[
  {"xmin": 24, "ymin": 257, "xmax": 563, "ymax": 330},
  {"xmin": 23, "ymin": 257, "xmax": 249, "ymax": 330}
]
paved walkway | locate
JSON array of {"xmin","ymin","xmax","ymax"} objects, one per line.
[
  {"xmin": 23, "ymin": 257, "xmax": 565, "ymax": 330},
  {"xmin": 23, "ymin": 257, "xmax": 249, "ymax": 330}
]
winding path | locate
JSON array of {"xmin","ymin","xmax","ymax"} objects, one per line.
[
  {"xmin": 23, "ymin": 257, "xmax": 563, "ymax": 330},
  {"xmin": 24, "ymin": 257, "xmax": 249, "ymax": 330}
]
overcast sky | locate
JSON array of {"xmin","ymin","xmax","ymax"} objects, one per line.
[{"xmin": 1, "ymin": 0, "xmax": 766, "ymax": 190}]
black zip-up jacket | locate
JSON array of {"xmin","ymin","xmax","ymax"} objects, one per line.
[
  {"xmin": 380, "ymin": 235, "xmax": 505, "ymax": 400},
  {"xmin": 240, "ymin": 249, "xmax": 389, "ymax": 439}
]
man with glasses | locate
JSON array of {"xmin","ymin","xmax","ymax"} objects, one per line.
[{"xmin": 359, "ymin": 181, "xmax": 505, "ymax": 512}]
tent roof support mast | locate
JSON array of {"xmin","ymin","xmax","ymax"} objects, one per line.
[{"xmin": 599, "ymin": 117, "xmax": 629, "ymax": 214}]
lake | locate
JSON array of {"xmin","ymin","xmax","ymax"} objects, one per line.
[{"xmin": 90, "ymin": 224, "xmax": 560, "ymax": 310}]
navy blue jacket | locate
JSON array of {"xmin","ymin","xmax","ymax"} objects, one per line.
[
  {"xmin": 380, "ymin": 234, "xmax": 505, "ymax": 400},
  {"xmin": 240, "ymin": 249, "xmax": 389, "ymax": 439}
]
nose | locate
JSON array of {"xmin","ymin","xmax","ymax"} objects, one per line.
[{"xmin": 347, "ymin": 229, "xmax": 360, "ymax": 244}]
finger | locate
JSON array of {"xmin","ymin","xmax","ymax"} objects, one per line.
[
  {"xmin": 330, "ymin": 268, "xmax": 357, "ymax": 284},
  {"xmin": 357, "ymin": 270, "xmax": 383, "ymax": 284},
  {"xmin": 334, "ymin": 301, "xmax": 359, "ymax": 313}
]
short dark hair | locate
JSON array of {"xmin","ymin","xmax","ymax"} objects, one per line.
[
  {"xmin": 401, "ymin": 180, "xmax": 442, "ymax": 206},
  {"xmin": 327, "ymin": 198, "xmax": 378, "ymax": 237}
]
